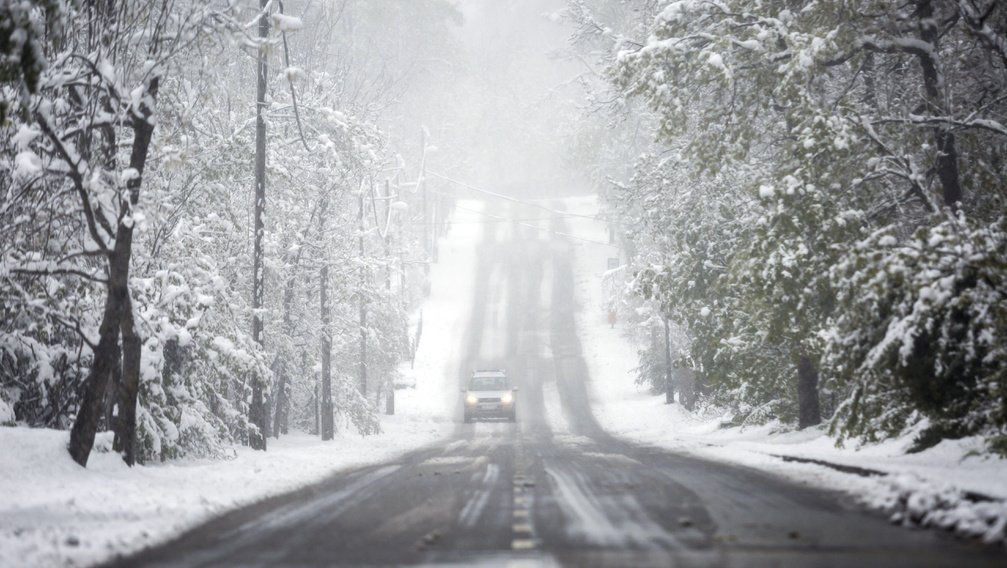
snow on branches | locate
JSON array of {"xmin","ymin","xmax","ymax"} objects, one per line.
[{"xmin": 574, "ymin": 0, "xmax": 1007, "ymax": 449}]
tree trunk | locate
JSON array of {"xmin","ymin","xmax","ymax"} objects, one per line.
[
  {"xmin": 272, "ymin": 275, "xmax": 296, "ymax": 438},
  {"xmin": 272, "ymin": 362, "xmax": 287, "ymax": 439},
  {"xmin": 114, "ymin": 298, "xmax": 141, "ymax": 464},
  {"xmin": 69, "ymin": 73, "xmax": 159, "ymax": 468},
  {"xmin": 102, "ymin": 342, "xmax": 122, "ymax": 431},
  {"xmin": 797, "ymin": 356, "xmax": 822, "ymax": 430},
  {"xmin": 681, "ymin": 369, "xmax": 700, "ymax": 412},
  {"xmin": 111, "ymin": 73, "xmax": 160, "ymax": 466},
  {"xmin": 272, "ymin": 223, "xmax": 307, "ymax": 437},
  {"xmin": 248, "ymin": 0, "xmax": 270, "ymax": 451},
  {"xmin": 360, "ymin": 303, "xmax": 368, "ymax": 397},
  {"xmin": 71, "ymin": 223, "xmax": 136, "ymax": 467},
  {"xmin": 917, "ymin": 0, "xmax": 962, "ymax": 209},
  {"xmin": 68, "ymin": 279, "xmax": 128, "ymax": 466},
  {"xmin": 249, "ymin": 379, "xmax": 266, "ymax": 447},
  {"xmin": 320, "ymin": 263, "xmax": 333, "ymax": 440},
  {"xmin": 312, "ymin": 381, "xmax": 319, "ymax": 436},
  {"xmin": 862, "ymin": 52, "xmax": 878, "ymax": 110},
  {"xmin": 679, "ymin": 368, "xmax": 696, "ymax": 411}
]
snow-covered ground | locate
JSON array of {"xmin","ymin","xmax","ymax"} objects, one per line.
[
  {"xmin": 0, "ymin": 202, "xmax": 485, "ymax": 568},
  {"xmin": 561, "ymin": 193, "xmax": 1007, "ymax": 547}
]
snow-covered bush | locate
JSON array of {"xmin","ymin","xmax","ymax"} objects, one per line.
[
  {"xmin": 0, "ymin": 0, "xmax": 65, "ymax": 123},
  {"xmin": 129, "ymin": 265, "xmax": 265, "ymax": 462},
  {"xmin": 826, "ymin": 216, "xmax": 1007, "ymax": 452},
  {"xmin": 0, "ymin": 110, "xmax": 102, "ymax": 429},
  {"xmin": 0, "ymin": 305, "xmax": 91, "ymax": 429}
]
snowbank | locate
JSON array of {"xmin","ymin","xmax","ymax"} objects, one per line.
[{"xmin": 0, "ymin": 421, "xmax": 448, "ymax": 567}]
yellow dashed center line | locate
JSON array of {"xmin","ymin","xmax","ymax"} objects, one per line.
[{"xmin": 511, "ymin": 432, "xmax": 537, "ymax": 551}]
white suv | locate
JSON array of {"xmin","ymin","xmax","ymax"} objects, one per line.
[{"xmin": 462, "ymin": 370, "xmax": 518, "ymax": 422}]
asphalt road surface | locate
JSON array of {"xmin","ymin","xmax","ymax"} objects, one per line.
[{"xmin": 107, "ymin": 204, "xmax": 1006, "ymax": 568}]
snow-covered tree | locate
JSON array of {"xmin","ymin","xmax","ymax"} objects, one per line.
[
  {"xmin": 568, "ymin": 0, "xmax": 1007, "ymax": 448},
  {"xmin": 0, "ymin": 0, "xmax": 246, "ymax": 466},
  {"xmin": 1, "ymin": 0, "xmax": 456, "ymax": 466},
  {"xmin": 0, "ymin": 0, "xmax": 65, "ymax": 123}
]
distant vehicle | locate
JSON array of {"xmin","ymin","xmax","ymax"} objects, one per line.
[{"xmin": 461, "ymin": 370, "xmax": 518, "ymax": 423}]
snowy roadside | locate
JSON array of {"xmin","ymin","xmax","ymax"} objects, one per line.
[
  {"xmin": 0, "ymin": 423, "xmax": 449, "ymax": 568},
  {"xmin": 559, "ymin": 194, "xmax": 1007, "ymax": 547},
  {"xmin": 0, "ymin": 201, "xmax": 485, "ymax": 568}
]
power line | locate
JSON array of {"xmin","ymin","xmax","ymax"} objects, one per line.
[
  {"xmin": 425, "ymin": 171, "xmax": 601, "ymax": 220},
  {"xmin": 445, "ymin": 201, "xmax": 621, "ymax": 250},
  {"xmin": 412, "ymin": 216, "xmax": 559, "ymax": 225}
]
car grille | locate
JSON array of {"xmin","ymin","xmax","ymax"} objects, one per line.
[{"xmin": 478, "ymin": 397, "xmax": 501, "ymax": 403}]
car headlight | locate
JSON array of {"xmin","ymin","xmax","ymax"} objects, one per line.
[
  {"xmin": 501, "ymin": 393, "xmax": 513, "ymax": 404},
  {"xmin": 466, "ymin": 394, "xmax": 478, "ymax": 404}
]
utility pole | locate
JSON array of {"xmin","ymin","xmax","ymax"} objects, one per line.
[
  {"xmin": 385, "ymin": 180, "xmax": 392, "ymax": 292},
  {"xmin": 419, "ymin": 130, "xmax": 433, "ymax": 296},
  {"xmin": 420, "ymin": 129, "xmax": 429, "ymax": 266},
  {"xmin": 384, "ymin": 179, "xmax": 394, "ymax": 416},
  {"xmin": 249, "ymin": 0, "xmax": 269, "ymax": 450},
  {"xmin": 395, "ymin": 172, "xmax": 407, "ymax": 308},
  {"xmin": 359, "ymin": 191, "xmax": 368, "ymax": 398},
  {"xmin": 431, "ymin": 194, "xmax": 439, "ymax": 263},
  {"xmin": 665, "ymin": 316, "xmax": 674, "ymax": 405},
  {"xmin": 319, "ymin": 196, "xmax": 333, "ymax": 440}
]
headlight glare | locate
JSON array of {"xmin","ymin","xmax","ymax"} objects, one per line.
[
  {"xmin": 466, "ymin": 394, "xmax": 478, "ymax": 404},
  {"xmin": 501, "ymin": 393, "xmax": 513, "ymax": 404}
]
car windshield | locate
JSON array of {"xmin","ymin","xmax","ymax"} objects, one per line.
[{"xmin": 470, "ymin": 376, "xmax": 507, "ymax": 391}]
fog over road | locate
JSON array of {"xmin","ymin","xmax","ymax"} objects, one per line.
[{"xmin": 106, "ymin": 205, "xmax": 1004, "ymax": 568}]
